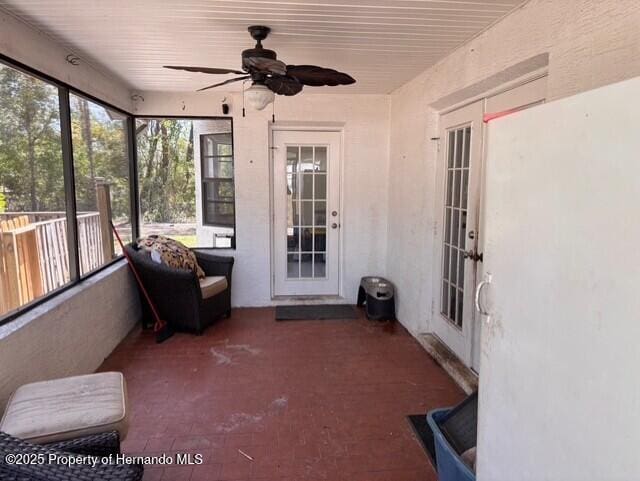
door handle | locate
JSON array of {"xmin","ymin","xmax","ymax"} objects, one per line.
[
  {"xmin": 463, "ymin": 249, "xmax": 483, "ymax": 262},
  {"xmin": 331, "ymin": 223, "xmax": 338, "ymax": 229},
  {"xmin": 474, "ymin": 278, "xmax": 491, "ymax": 316}
]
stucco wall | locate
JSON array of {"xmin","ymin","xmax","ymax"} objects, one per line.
[
  {"xmin": 387, "ymin": 0, "xmax": 640, "ymax": 335},
  {"xmin": 0, "ymin": 8, "xmax": 132, "ymax": 111},
  {"xmin": 0, "ymin": 263, "xmax": 141, "ymax": 407},
  {"xmin": 133, "ymin": 92, "xmax": 390, "ymax": 306}
]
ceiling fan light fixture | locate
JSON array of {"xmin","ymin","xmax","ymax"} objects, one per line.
[{"xmin": 245, "ymin": 83, "xmax": 274, "ymax": 111}]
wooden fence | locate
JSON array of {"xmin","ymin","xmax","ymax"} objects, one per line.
[{"xmin": 0, "ymin": 212, "xmax": 108, "ymax": 316}]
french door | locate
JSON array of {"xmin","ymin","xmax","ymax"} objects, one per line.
[
  {"xmin": 432, "ymin": 101, "xmax": 485, "ymax": 370},
  {"xmin": 432, "ymin": 77, "xmax": 547, "ymax": 372},
  {"xmin": 272, "ymin": 130, "xmax": 341, "ymax": 296}
]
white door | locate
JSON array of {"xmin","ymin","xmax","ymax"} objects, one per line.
[
  {"xmin": 432, "ymin": 77, "xmax": 548, "ymax": 372},
  {"xmin": 477, "ymin": 77, "xmax": 640, "ymax": 481},
  {"xmin": 432, "ymin": 100, "xmax": 485, "ymax": 369},
  {"xmin": 272, "ymin": 130, "xmax": 341, "ymax": 296}
]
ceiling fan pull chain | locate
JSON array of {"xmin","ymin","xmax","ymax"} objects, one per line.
[{"xmin": 272, "ymin": 98, "xmax": 276, "ymax": 123}]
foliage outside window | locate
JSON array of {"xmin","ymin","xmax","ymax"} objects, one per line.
[
  {"xmin": 70, "ymin": 93, "xmax": 132, "ymax": 276},
  {"xmin": 0, "ymin": 62, "xmax": 67, "ymax": 317},
  {"xmin": 136, "ymin": 118, "xmax": 197, "ymax": 247}
]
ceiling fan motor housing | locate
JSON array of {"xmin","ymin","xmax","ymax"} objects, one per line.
[{"xmin": 243, "ymin": 25, "xmax": 277, "ymax": 70}]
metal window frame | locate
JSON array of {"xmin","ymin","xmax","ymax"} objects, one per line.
[{"xmin": 0, "ymin": 54, "xmax": 137, "ymax": 327}]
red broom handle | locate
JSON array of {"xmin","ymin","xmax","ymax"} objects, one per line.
[{"xmin": 111, "ymin": 222, "xmax": 166, "ymax": 332}]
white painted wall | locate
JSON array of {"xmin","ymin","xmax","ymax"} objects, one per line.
[
  {"xmin": 478, "ymin": 76, "xmax": 640, "ymax": 481},
  {"xmin": 133, "ymin": 92, "xmax": 390, "ymax": 307},
  {"xmin": 0, "ymin": 8, "xmax": 132, "ymax": 111},
  {"xmin": 0, "ymin": 263, "xmax": 140, "ymax": 408},
  {"xmin": 387, "ymin": 0, "xmax": 640, "ymax": 336}
]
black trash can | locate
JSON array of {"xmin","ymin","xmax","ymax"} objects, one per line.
[{"xmin": 357, "ymin": 276, "xmax": 396, "ymax": 321}]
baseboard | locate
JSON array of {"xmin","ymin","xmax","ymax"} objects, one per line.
[{"xmin": 417, "ymin": 333, "xmax": 478, "ymax": 394}]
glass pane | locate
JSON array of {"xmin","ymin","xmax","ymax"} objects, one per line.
[
  {"xmin": 205, "ymin": 201, "xmax": 234, "ymax": 227},
  {"xmin": 314, "ymin": 253, "xmax": 326, "ymax": 277},
  {"xmin": 450, "ymin": 249, "xmax": 458, "ymax": 285},
  {"xmin": 456, "ymin": 289, "xmax": 464, "ymax": 326},
  {"xmin": 446, "ymin": 170, "xmax": 454, "ymax": 207},
  {"xmin": 447, "ymin": 131, "xmax": 455, "ymax": 168},
  {"xmin": 287, "ymin": 254, "xmax": 299, "ymax": 278},
  {"xmin": 313, "ymin": 229, "xmax": 326, "ymax": 251},
  {"xmin": 300, "ymin": 253, "xmax": 313, "ymax": 278},
  {"xmin": 71, "ymin": 94, "xmax": 131, "ymax": 276},
  {"xmin": 203, "ymin": 158, "xmax": 232, "ymax": 179},
  {"xmin": 287, "ymin": 147, "xmax": 299, "ymax": 173},
  {"xmin": 444, "ymin": 208, "xmax": 452, "ymax": 244},
  {"xmin": 455, "ymin": 128, "xmax": 464, "ymax": 168},
  {"xmin": 203, "ymin": 136, "xmax": 215, "ymax": 156},
  {"xmin": 205, "ymin": 180, "xmax": 233, "ymax": 202},
  {"xmin": 300, "ymin": 147, "xmax": 313, "ymax": 172},
  {"xmin": 460, "ymin": 211, "xmax": 467, "ymax": 249},
  {"xmin": 461, "ymin": 170, "xmax": 469, "ymax": 209},
  {"xmin": 449, "ymin": 286, "xmax": 457, "ymax": 322},
  {"xmin": 463, "ymin": 127, "xmax": 471, "ymax": 168},
  {"xmin": 451, "ymin": 210, "xmax": 460, "ymax": 248},
  {"xmin": 0, "ymin": 62, "xmax": 69, "ymax": 317},
  {"xmin": 453, "ymin": 170, "xmax": 462, "ymax": 208},
  {"xmin": 314, "ymin": 174, "xmax": 327, "ymax": 200},
  {"xmin": 314, "ymin": 201, "xmax": 327, "ymax": 226},
  {"xmin": 291, "ymin": 200, "xmax": 300, "ymax": 226},
  {"xmin": 441, "ymin": 281, "xmax": 449, "ymax": 316},
  {"xmin": 287, "ymin": 228, "xmax": 299, "ymax": 252},
  {"xmin": 314, "ymin": 147, "xmax": 327, "ymax": 172},
  {"xmin": 301, "ymin": 228, "xmax": 313, "ymax": 251},
  {"xmin": 458, "ymin": 249, "xmax": 465, "ymax": 287},
  {"xmin": 301, "ymin": 201, "xmax": 313, "ymax": 226},
  {"xmin": 300, "ymin": 173, "xmax": 314, "ymax": 200},
  {"xmin": 443, "ymin": 247, "xmax": 450, "ymax": 281}
]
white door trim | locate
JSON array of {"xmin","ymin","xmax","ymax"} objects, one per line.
[{"xmin": 269, "ymin": 124, "xmax": 345, "ymax": 299}]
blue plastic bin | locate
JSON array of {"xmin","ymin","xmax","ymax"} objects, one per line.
[{"xmin": 427, "ymin": 408, "xmax": 476, "ymax": 481}]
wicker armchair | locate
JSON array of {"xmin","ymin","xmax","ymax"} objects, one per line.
[
  {"xmin": 0, "ymin": 431, "xmax": 143, "ymax": 481},
  {"xmin": 124, "ymin": 243, "xmax": 234, "ymax": 334}
]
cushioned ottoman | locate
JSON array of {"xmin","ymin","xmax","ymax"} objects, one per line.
[{"xmin": 0, "ymin": 372, "xmax": 128, "ymax": 444}]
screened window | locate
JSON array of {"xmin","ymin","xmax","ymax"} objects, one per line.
[
  {"xmin": 70, "ymin": 93, "xmax": 132, "ymax": 276},
  {"xmin": 0, "ymin": 61, "xmax": 68, "ymax": 317},
  {"xmin": 201, "ymin": 126, "xmax": 235, "ymax": 248}
]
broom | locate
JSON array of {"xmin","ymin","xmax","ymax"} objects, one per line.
[{"xmin": 111, "ymin": 222, "xmax": 173, "ymax": 343}]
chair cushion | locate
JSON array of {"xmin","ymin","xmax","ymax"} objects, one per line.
[
  {"xmin": 0, "ymin": 372, "xmax": 128, "ymax": 444},
  {"xmin": 200, "ymin": 276, "xmax": 228, "ymax": 299}
]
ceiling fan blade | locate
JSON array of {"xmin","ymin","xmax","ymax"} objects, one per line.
[
  {"xmin": 286, "ymin": 65, "xmax": 356, "ymax": 87},
  {"xmin": 265, "ymin": 76, "xmax": 303, "ymax": 96},
  {"xmin": 197, "ymin": 76, "xmax": 251, "ymax": 92},
  {"xmin": 164, "ymin": 65, "xmax": 245, "ymax": 75},
  {"xmin": 243, "ymin": 57, "xmax": 287, "ymax": 76}
]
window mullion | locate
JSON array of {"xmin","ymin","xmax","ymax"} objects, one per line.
[
  {"xmin": 127, "ymin": 116, "xmax": 140, "ymax": 241},
  {"xmin": 58, "ymin": 86, "xmax": 80, "ymax": 282}
]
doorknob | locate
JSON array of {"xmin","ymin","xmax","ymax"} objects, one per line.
[
  {"xmin": 463, "ymin": 249, "xmax": 483, "ymax": 262},
  {"xmin": 331, "ymin": 223, "xmax": 338, "ymax": 229}
]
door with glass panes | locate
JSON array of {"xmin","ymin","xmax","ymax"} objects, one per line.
[
  {"xmin": 272, "ymin": 130, "xmax": 341, "ymax": 296},
  {"xmin": 432, "ymin": 101, "xmax": 484, "ymax": 369}
]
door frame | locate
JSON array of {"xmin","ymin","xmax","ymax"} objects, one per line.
[
  {"xmin": 431, "ymin": 100, "xmax": 485, "ymax": 369},
  {"xmin": 269, "ymin": 123, "xmax": 345, "ymax": 300}
]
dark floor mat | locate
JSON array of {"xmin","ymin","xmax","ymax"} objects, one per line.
[
  {"xmin": 407, "ymin": 414, "xmax": 437, "ymax": 468},
  {"xmin": 275, "ymin": 304, "xmax": 357, "ymax": 321}
]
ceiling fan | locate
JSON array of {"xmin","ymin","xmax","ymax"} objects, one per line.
[{"xmin": 164, "ymin": 26, "xmax": 356, "ymax": 110}]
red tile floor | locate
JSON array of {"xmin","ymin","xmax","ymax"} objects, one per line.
[{"xmin": 99, "ymin": 307, "xmax": 464, "ymax": 481}]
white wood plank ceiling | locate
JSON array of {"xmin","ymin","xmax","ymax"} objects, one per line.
[{"xmin": 0, "ymin": 0, "xmax": 527, "ymax": 94}]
